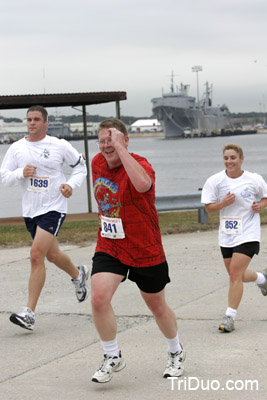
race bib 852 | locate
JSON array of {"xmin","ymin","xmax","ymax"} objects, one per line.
[{"xmin": 221, "ymin": 216, "xmax": 242, "ymax": 235}]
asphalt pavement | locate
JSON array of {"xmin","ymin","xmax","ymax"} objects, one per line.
[{"xmin": 1, "ymin": 227, "xmax": 267, "ymax": 399}]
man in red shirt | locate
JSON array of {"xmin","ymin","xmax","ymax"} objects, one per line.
[{"xmin": 90, "ymin": 118, "xmax": 185, "ymax": 383}]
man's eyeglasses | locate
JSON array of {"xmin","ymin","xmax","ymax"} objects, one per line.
[{"xmin": 96, "ymin": 138, "xmax": 112, "ymax": 147}]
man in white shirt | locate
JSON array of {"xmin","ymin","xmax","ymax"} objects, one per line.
[{"xmin": 0, "ymin": 105, "xmax": 88, "ymax": 331}]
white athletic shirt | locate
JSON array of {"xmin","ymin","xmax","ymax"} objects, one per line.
[
  {"xmin": 0, "ymin": 136, "xmax": 87, "ymax": 218},
  {"xmin": 201, "ymin": 170, "xmax": 267, "ymax": 247}
]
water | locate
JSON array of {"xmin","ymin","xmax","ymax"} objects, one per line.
[{"xmin": 1, "ymin": 134, "xmax": 267, "ymax": 218}]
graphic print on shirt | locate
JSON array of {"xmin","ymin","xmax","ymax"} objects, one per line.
[
  {"xmin": 94, "ymin": 177, "xmax": 122, "ymax": 218},
  {"xmin": 40, "ymin": 148, "xmax": 50, "ymax": 159},
  {"xmin": 240, "ymin": 187, "xmax": 252, "ymax": 199},
  {"xmin": 26, "ymin": 142, "xmax": 54, "ymax": 171}
]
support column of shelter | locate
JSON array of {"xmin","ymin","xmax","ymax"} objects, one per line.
[
  {"xmin": 82, "ymin": 100, "xmax": 121, "ymax": 213},
  {"xmin": 82, "ymin": 105, "xmax": 92, "ymax": 213},
  {"xmin": 116, "ymin": 100, "xmax": 120, "ymax": 119}
]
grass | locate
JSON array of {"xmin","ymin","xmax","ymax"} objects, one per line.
[
  {"xmin": 1, "ymin": 209, "xmax": 267, "ymax": 248},
  {"xmin": 158, "ymin": 210, "xmax": 219, "ymax": 234},
  {"xmin": 0, "ymin": 218, "xmax": 100, "ymax": 248}
]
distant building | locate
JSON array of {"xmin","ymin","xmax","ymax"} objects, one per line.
[
  {"xmin": 129, "ymin": 119, "xmax": 163, "ymax": 133},
  {"xmin": 0, "ymin": 118, "xmax": 27, "ymax": 143},
  {"xmin": 0, "ymin": 118, "xmax": 27, "ymax": 134},
  {"xmin": 69, "ymin": 121, "xmax": 99, "ymax": 136}
]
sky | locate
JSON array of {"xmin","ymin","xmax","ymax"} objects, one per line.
[{"xmin": 0, "ymin": 0, "xmax": 267, "ymax": 119}]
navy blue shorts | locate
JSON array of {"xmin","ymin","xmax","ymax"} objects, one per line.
[
  {"xmin": 92, "ymin": 252, "xmax": 171, "ymax": 294},
  {"xmin": 24, "ymin": 211, "xmax": 66, "ymax": 239},
  {"xmin": 220, "ymin": 241, "xmax": 260, "ymax": 259}
]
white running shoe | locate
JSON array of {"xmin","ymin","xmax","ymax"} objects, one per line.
[
  {"xmin": 72, "ymin": 265, "xmax": 89, "ymax": 302},
  {"xmin": 91, "ymin": 351, "xmax": 126, "ymax": 383},
  {"xmin": 9, "ymin": 307, "xmax": 35, "ymax": 331},
  {"xmin": 257, "ymin": 268, "xmax": 267, "ymax": 296},
  {"xmin": 163, "ymin": 346, "xmax": 185, "ymax": 378},
  {"xmin": 219, "ymin": 315, "xmax": 235, "ymax": 332}
]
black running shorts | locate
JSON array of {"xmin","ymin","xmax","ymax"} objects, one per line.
[
  {"xmin": 220, "ymin": 241, "xmax": 260, "ymax": 259},
  {"xmin": 91, "ymin": 252, "xmax": 171, "ymax": 293}
]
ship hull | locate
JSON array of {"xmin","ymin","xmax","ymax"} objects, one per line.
[{"xmin": 152, "ymin": 103, "xmax": 230, "ymax": 138}]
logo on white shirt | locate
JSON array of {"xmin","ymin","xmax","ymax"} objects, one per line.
[
  {"xmin": 240, "ymin": 188, "xmax": 251, "ymax": 198},
  {"xmin": 41, "ymin": 149, "xmax": 50, "ymax": 159}
]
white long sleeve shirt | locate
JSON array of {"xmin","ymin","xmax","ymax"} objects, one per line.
[{"xmin": 0, "ymin": 136, "xmax": 87, "ymax": 218}]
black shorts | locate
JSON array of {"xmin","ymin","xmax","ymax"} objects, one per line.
[
  {"xmin": 24, "ymin": 211, "xmax": 66, "ymax": 239},
  {"xmin": 220, "ymin": 241, "xmax": 260, "ymax": 259},
  {"xmin": 91, "ymin": 252, "xmax": 171, "ymax": 294}
]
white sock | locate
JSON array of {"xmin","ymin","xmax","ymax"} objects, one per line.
[
  {"xmin": 166, "ymin": 333, "xmax": 182, "ymax": 354},
  {"xmin": 73, "ymin": 269, "xmax": 82, "ymax": 282},
  {"xmin": 255, "ymin": 272, "xmax": 266, "ymax": 285},
  {"xmin": 225, "ymin": 307, "xmax": 237, "ymax": 320},
  {"xmin": 24, "ymin": 307, "xmax": 35, "ymax": 316},
  {"xmin": 101, "ymin": 339, "xmax": 120, "ymax": 357}
]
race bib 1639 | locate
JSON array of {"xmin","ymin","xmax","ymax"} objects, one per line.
[{"xmin": 27, "ymin": 176, "xmax": 50, "ymax": 193}]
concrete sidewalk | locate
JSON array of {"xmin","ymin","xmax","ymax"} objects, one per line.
[{"xmin": 1, "ymin": 228, "xmax": 267, "ymax": 399}]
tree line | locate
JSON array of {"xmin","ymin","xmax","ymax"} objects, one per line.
[{"xmin": 1, "ymin": 112, "xmax": 266, "ymax": 125}]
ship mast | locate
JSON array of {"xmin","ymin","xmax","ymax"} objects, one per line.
[
  {"xmin": 170, "ymin": 70, "xmax": 174, "ymax": 93},
  {"xmin": 192, "ymin": 65, "xmax": 203, "ymax": 107},
  {"xmin": 168, "ymin": 70, "xmax": 179, "ymax": 93}
]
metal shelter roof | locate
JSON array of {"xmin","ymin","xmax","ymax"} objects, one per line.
[{"xmin": 0, "ymin": 91, "xmax": 127, "ymax": 110}]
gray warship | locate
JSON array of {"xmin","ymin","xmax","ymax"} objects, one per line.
[
  {"xmin": 151, "ymin": 74, "xmax": 231, "ymax": 138},
  {"xmin": 46, "ymin": 117, "xmax": 71, "ymax": 137}
]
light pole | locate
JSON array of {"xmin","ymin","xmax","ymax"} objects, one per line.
[{"xmin": 192, "ymin": 65, "xmax": 203, "ymax": 107}]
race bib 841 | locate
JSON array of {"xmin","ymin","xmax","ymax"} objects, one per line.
[{"xmin": 100, "ymin": 215, "xmax": 125, "ymax": 239}]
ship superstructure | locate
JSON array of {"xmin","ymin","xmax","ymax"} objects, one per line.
[{"xmin": 151, "ymin": 74, "xmax": 230, "ymax": 138}]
